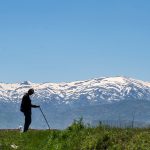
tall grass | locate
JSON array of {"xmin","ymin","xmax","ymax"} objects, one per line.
[{"xmin": 0, "ymin": 119, "xmax": 150, "ymax": 150}]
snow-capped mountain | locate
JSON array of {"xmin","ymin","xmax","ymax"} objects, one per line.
[
  {"xmin": 0, "ymin": 76, "xmax": 150, "ymax": 129},
  {"xmin": 0, "ymin": 76, "xmax": 150, "ymax": 104}
]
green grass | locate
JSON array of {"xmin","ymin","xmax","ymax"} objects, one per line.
[{"xmin": 1, "ymin": 119, "xmax": 150, "ymax": 150}]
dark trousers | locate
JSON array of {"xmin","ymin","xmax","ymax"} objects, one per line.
[{"xmin": 23, "ymin": 111, "xmax": 31, "ymax": 132}]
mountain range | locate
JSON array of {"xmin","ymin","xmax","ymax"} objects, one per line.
[{"xmin": 0, "ymin": 76, "xmax": 150, "ymax": 129}]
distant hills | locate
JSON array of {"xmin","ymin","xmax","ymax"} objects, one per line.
[{"xmin": 0, "ymin": 76, "xmax": 150, "ymax": 129}]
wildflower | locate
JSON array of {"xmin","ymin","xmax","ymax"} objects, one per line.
[{"xmin": 11, "ymin": 144, "xmax": 18, "ymax": 149}]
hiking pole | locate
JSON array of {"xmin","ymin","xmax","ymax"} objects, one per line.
[{"xmin": 39, "ymin": 106, "xmax": 50, "ymax": 130}]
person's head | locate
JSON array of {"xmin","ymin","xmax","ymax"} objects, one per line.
[{"xmin": 28, "ymin": 88, "xmax": 34, "ymax": 95}]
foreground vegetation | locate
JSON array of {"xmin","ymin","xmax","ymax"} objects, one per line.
[{"xmin": 1, "ymin": 119, "xmax": 150, "ymax": 150}]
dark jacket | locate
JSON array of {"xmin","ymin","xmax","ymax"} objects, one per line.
[{"xmin": 20, "ymin": 93, "xmax": 37, "ymax": 114}]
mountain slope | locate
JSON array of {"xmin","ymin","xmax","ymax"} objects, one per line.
[
  {"xmin": 0, "ymin": 76, "xmax": 150, "ymax": 129},
  {"xmin": 0, "ymin": 76, "xmax": 150, "ymax": 104}
]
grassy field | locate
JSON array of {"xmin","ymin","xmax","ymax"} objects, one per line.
[{"xmin": 1, "ymin": 119, "xmax": 150, "ymax": 150}]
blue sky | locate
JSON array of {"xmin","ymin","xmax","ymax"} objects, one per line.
[{"xmin": 0, "ymin": 0, "xmax": 150, "ymax": 83}]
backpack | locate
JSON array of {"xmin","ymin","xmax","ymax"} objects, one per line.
[{"xmin": 20, "ymin": 100, "xmax": 24, "ymax": 112}]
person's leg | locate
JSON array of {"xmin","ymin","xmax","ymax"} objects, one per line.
[{"xmin": 23, "ymin": 112, "xmax": 31, "ymax": 132}]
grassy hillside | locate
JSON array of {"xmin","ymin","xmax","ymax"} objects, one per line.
[{"xmin": 0, "ymin": 119, "xmax": 150, "ymax": 150}]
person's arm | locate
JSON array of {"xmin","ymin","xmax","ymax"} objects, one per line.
[{"xmin": 31, "ymin": 104, "xmax": 40, "ymax": 108}]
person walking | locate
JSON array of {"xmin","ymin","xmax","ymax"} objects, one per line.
[{"xmin": 20, "ymin": 88, "xmax": 40, "ymax": 132}]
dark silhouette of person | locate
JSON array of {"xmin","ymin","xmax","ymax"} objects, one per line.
[{"xmin": 20, "ymin": 88, "xmax": 40, "ymax": 132}]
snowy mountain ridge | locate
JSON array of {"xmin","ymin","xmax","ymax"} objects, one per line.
[
  {"xmin": 1, "ymin": 76, "xmax": 150, "ymax": 129},
  {"xmin": 0, "ymin": 76, "xmax": 150, "ymax": 104}
]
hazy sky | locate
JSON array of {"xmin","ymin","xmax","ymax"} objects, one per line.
[{"xmin": 0, "ymin": 0, "xmax": 150, "ymax": 83}]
